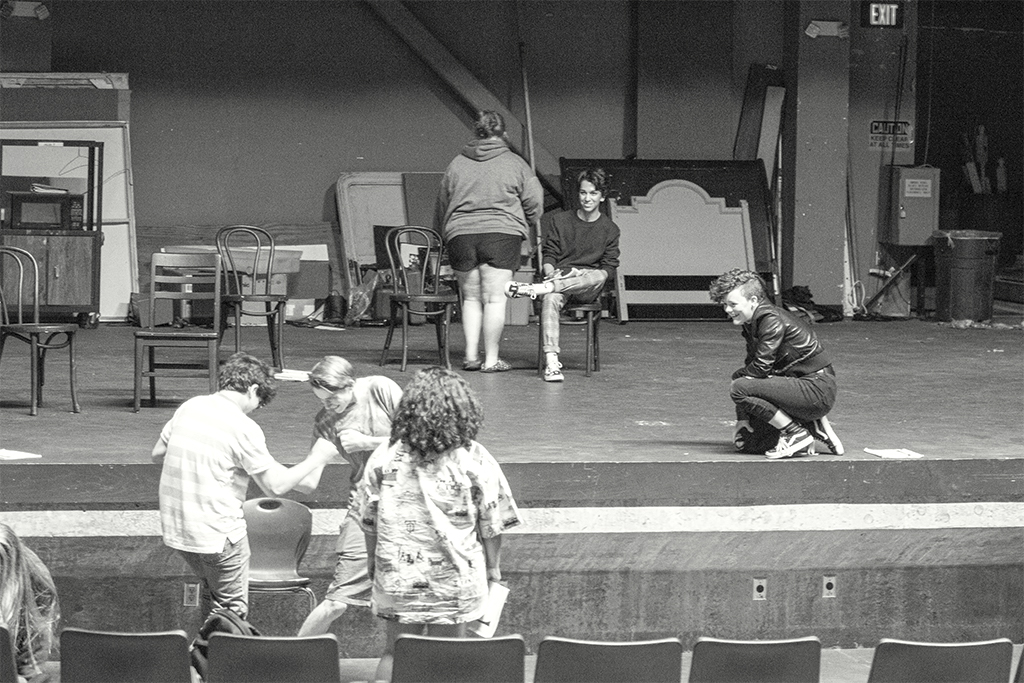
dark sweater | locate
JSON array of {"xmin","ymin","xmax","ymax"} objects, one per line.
[{"xmin": 540, "ymin": 210, "xmax": 621, "ymax": 278}]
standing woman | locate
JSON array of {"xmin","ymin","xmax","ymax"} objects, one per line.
[
  {"xmin": 356, "ymin": 367, "xmax": 521, "ymax": 681},
  {"xmin": 435, "ymin": 110, "xmax": 544, "ymax": 372},
  {"xmin": 0, "ymin": 523, "xmax": 59, "ymax": 682}
]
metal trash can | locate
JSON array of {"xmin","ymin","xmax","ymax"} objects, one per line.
[{"xmin": 932, "ymin": 230, "xmax": 1001, "ymax": 322}]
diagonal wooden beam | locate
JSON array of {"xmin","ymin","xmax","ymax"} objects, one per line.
[{"xmin": 366, "ymin": 0, "xmax": 562, "ymax": 199}]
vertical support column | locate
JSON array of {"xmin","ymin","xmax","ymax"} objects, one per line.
[{"xmin": 782, "ymin": 1, "xmax": 851, "ymax": 305}]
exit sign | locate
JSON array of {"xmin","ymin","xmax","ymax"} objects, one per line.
[{"xmin": 861, "ymin": 1, "xmax": 904, "ymax": 28}]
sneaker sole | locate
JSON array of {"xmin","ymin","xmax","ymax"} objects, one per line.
[
  {"xmin": 766, "ymin": 434, "xmax": 814, "ymax": 459},
  {"xmin": 811, "ymin": 419, "xmax": 845, "ymax": 455}
]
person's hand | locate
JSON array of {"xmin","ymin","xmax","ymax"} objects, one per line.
[
  {"xmin": 310, "ymin": 437, "xmax": 341, "ymax": 463},
  {"xmin": 338, "ymin": 429, "xmax": 377, "ymax": 453},
  {"xmin": 486, "ymin": 567, "xmax": 502, "ymax": 583}
]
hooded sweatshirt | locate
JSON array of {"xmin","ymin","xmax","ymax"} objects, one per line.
[{"xmin": 434, "ymin": 137, "xmax": 544, "ymax": 242}]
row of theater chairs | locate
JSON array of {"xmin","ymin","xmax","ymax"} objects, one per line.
[{"xmin": 3, "ymin": 626, "xmax": 1019, "ymax": 683}]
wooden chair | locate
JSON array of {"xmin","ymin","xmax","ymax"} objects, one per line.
[
  {"xmin": 379, "ymin": 226, "xmax": 459, "ymax": 371},
  {"xmin": 536, "ymin": 297, "xmax": 603, "ymax": 378},
  {"xmin": 242, "ymin": 497, "xmax": 317, "ymax": 614},
  {"xmin": 0, "ymin": 625, "xmax": 17, "ymax": 683},
  {"xmin": 206, "ymin": 632, "xmax": 341, "ymax": 683},
  {"xmin": 688, "ymin": 636, "xmax": 821, "ymax": 683},
  {"xmin": 866, "ymin": 637, "xmax": 1014, "ymax": 683},
  {"xmin": 215, "ymin": 225, "xmax": 288, "ymax": 371},
  {"xmin": 533, "ymin": 636, "xmax": 683, "ymax": 683},
  {"xmin": 391, "ymin": 633, "xmax": 525, "ymax": 683},
  {"xmin": 0, "ymin": 246, "xmax": 81, "ymax": 415},
  {"xmin": 59, "ymin": 627, "xmax": 191, "ymax": 683},
  {"xmin": 134, "ymin": 251, "xmax": 223, "ymax": 411}
]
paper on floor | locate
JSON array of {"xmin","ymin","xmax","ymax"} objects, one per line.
[{"xmin": 864, "ymin": 448, "xmax": 923, "ymax": 459}]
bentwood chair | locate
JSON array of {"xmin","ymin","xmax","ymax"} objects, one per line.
[
  {"xmin": 688, "ymin": 636, "xmax": 821, "ymax": 683},
  {"xmin": 391, "ymin": 633, "xmax": 526, "ymax": 683},
  {"xmin": 59, "ymin": 627, "xmax": 192, "ymax": 683},
  {"xmin": 242, "ymin": 497, "xmax": 317, "ymax": 614},
  {"xmin": 133, "ymin": 252, "xmax": 222, "ymax": 411},
  {"xmin": 206, "ymin": 632, "xmax": 341, "ymax": 683},
  {"xmin": 866, "ymin": 637, "xmax": 1014, "ymax": 683},
  {"xmin": 533, "ymin": 636, "xmax": 683, "ymax": 683},
  {"xmin": 215, "ymin": 225, "xmax": 289, "ymax": 371},
  {"xmin": 0, "ymin": 246, "xmax": 80, "ymax": 415},
  {"xmin": 379, "ymin": 226, "xmax": 459, "ymax": 371}
]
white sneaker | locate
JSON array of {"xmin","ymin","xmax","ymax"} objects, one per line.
[
  {"xmin": 809, "ymin": 415, "xmax": 845, "ymax": 455},
  {"xmin": 505, "ymin": 280, "xmax": 551, "ymax": 300},
  {"xmin": 765, "ymin": 424, "xmax": 813, "ymax": 459},
  {"xmin": 543, "ymin": 362, "xmax": 564, "ymax": 382}
]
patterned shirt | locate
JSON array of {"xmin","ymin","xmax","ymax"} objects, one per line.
[
  {"xmin": 155, "ymin": 393, "xmax": 277, "ymax": 553},
  {"xmin": 356, "ymin": 440, "xmax": 521, "ymax": 624}
]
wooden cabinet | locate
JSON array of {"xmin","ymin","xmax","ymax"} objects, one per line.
[{"xmin": 0, "ymin": 229, "xmax": 102, "ymax": 315}]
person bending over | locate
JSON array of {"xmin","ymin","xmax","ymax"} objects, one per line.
[
  {"xmin": 153, "ymin": 352, "xmax": 339, "ymax": 623},
  {"xmin": 708, "ymin": 269, "xmax": 844, "ymax": 459},
  {"xmin": 505, "ymin": 167, "xmax": 620, "ymax": 382},
  {"xmin": 355, "ymin": 367, "xmax": 521, "ymax": 681},
  {"xmin": 297, "ymin": 356, "xmax": 402, "ymax": 637}
]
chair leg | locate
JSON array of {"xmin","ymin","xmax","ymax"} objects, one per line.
[
  {"xmin": 442, "ymin": 305, "xmax": 452, "ymax": 370},
  {"xmin": 300, "ymin": 586, "xmax": 317, "ymax": 614},
  {"xmin": 36, "ymin": 345, "xmax": 46, "ymax": 407},
  {"xmin": 148, "ymin": 346, "xmax": 157, "ymax": 406},
  {"xmin": 593, "ymin": 314, "xmax": 600, "ymax": 372},
  {"xmin": 537, "ymin": 315, "xmax": 545, "ymax": 378},
  {"xmin": 28, "ymin": 334, "xmax": 39, "ymax": 416},
  {"xmin": 380, "ymin": 305, "xmax": 397, "ymax": 367},
  {"xmin": 584, "ymin": 312, "xmax": 594, "ymax": 377},
  {"xmin": 233, "ymin": 305, "xmax": 242, "ymax": 354},
  {"xmin": 208, "ymin": 341, "xmax": 219, "ymax": 393},
  {"xmin": 66, "ymin": 332, "xmax": 80, "ymax": 413},
  {"xmin": 270, "ymin": 305, "xmax": 284, "ymax": 371},
  {"xmin": 134, "ymin": 339, "xmax": 143, "ymax": 412},
  {"xmin": 400, "ymin": 304, "xmax": 409, "ymax": 372}
]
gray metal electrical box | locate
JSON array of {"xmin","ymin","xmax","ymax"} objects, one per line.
[{"xmin": 883, "ymin": 166, "xmax": 941, "ymax": 245}]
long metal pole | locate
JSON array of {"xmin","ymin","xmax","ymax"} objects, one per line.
[{"xmin": 518, "ymin": 38, "xmax": 543, "ymax": 277}]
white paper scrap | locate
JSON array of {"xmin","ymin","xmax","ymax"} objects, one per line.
[
  {"xmin": 864, "ymin": 448, "xmax": 923, "ymax": 459},
  {"xmin": 0, "ymin": 449, "xmax": 42, "ymax": 460},
  {"xmin": 468, "ymin": 582, "xmax": 509, "ymax": 638},
  {"xmin": 273, "ymin": 369, "xmax": 310, "ymax": 382}
]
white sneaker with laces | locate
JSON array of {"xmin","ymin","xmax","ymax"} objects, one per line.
[
  {"xmin": 543, "ymin": 362, "xmax": 564, "ymax": 382},
  {"xmin": 810, "ymin": 415, "xmax": 844, "ymax": 455},
  {"xmin": 765, "ymin": 425, "xmax": 813, "ymax": 459}
]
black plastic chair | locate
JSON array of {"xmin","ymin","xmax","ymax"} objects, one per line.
[
  {"xmin": 391, "ymin": 633, "xmax": 526, "ymax": 683},
  {"xmin": 206, "ymin": 632, "xmax": 341, "ymax": 683},
  {"xmin": 0, "ymin": 246, "xmax": 80, "ymax": 415},
  {"xmin": 59, "ymin": 627, "xmax": 191, "ymax": 683},
  {"xmin": 133, "ymin": 251, "xmax": 222, "ymax": 411},
  {"xmin": 866, "ymin": 637, "xmax": 1014, "ymax": 683},
  {"xmin": 242, "ymin": 497, "xmax": 317, "ymax": 614},
  {"xmin": 533, "ymin": 636, "xmax": 683, "ymax": 683},
  {"xmin": 688, "ymin": 635, "xmax": 821, "ymax": 683},
  {"xmin": 215, "ymin": 225, "xmax": 289, "ymax": 371},
  {"xmin": 379, "ymin": 226, "xmax": 459, "ymax": 371}
]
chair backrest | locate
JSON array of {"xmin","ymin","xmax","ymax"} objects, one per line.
[
  {"xmin": 206, "ymin": 632, "xmax": 341, "ymax": 683},
  {"xmin": 216, "ymin": 225, "xmax": 278, "ymax": 296},
  {"xmin": 0, "ymin": 625, "xmax": 18, "ymax": 683},
  {"xmin": 146, "ymin": 251, "xmax": 222, "ymax": 329},
  {"xmin": 533, "ymin": 636, "xmax": 683, "ymax": 683},
  {"xmin": 0, "ymin": 246, "xmax": 40, "ymax": 325},
  {"xmin": 59, "ymin": 627, "xmax": 191, "ymax": 683},
  {"xmin": 867, "ymin": 637, "xmax": 1014, "ymax": 683},
  {"xmin": 242, "ymin": 497, "xmax": 312, "ymax": 582},
  {"xmin": 384, "ymin": 226, "xmax": 449, "ymax": 296},
  {"xmin": 391, "ymin": 633, "xmax": 526, "ymax": 683},
  {"xmin": 688, "ymin": 636, "xmax": 821, "ymax": 683}
]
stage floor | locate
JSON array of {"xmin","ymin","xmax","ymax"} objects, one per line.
[{"xmin": 1, "ymin": 309, "xmax": 1021, "ymax": 467}]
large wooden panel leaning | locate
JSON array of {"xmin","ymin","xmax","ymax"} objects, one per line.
[{"xmin": 559, "ymin": 159, "xmax": 775, "ymax": 321}]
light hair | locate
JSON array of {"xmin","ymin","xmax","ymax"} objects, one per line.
[
  {"xmin": 0, "ymin": 523, "xmax": 59, "ymax": 675},
  {"xmin": 309, "ymin": 356, "xmax": 356, "ymax": 413},
  {"xmin": 473, "ymin": 110, "xmax": 506, "ymax": 139}
]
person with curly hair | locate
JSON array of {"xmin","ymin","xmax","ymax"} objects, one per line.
[
  {"xmin": 709, "ymin": 269, "xmax": 844, "ymax": 459},
  {"xmin": 153, "ymin": 352, "xmax": 339, "ymax": 622},
  {"xmin": 435, "ymin": 110, "xmax": 544, "ymax": 373},
  {"xmin": 0, "ymin": 523, "xmax": 59, "ymax": 682},
  {"xmin": 355, "ymin": 367, "xmax": 521, "ymax": 681},
  {"xmin": 298, "ymin": 356, "xmax": 402, "ymax": 637}
]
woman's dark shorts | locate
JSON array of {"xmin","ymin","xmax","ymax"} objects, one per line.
[{"xmin": 447, "ymin": 233, "xmax": 523, "ymax": 272}]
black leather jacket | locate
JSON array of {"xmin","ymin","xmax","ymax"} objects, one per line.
[{"xmin": 739, "ymin": 302, "xmax": 832, "ymax": 378}]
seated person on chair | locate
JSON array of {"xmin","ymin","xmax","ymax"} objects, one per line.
[
  {"xmin": 297, "ymin": 355, "xmax": 402, "ymax": 637},
  {"xmin": 505, "ymin": 167, "xmax": 620, "ymax": 382},
  {"xmin": 152, "ymin": 352, "xmax": 340, "ymax": 623},
  {"xmin": 0, "ymin": 523, "xmax": 59, "ymax": 682},
  {"xmin": 708, "ymin": 269, "xmax": 844, "ymax": 460}
]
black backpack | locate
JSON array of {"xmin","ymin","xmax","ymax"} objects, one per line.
[{"xmin": 190, "ymin": 608, "xmax": 262, "ymax": 679}]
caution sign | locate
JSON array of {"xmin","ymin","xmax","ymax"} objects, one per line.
[{"xmin": 869, "ymin": 120, "xmax": 912, "ymax": 150}]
